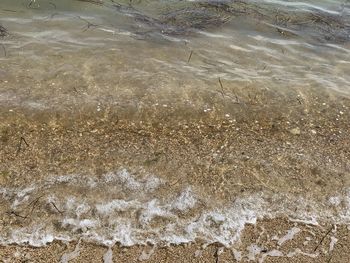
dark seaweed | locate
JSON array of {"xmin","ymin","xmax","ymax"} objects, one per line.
[
  {"xmin": 110, "ymin": 0, "xmax": 350, "ymax": 43},
  {"xmin": 112, "ymin": 2, "xmax": 232, "ymax": 36},
  {"xmin": 0, "ymin": 25, "xmax": 8, "ymax": 38}
]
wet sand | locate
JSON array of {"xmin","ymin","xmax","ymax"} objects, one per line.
[
  {"xmin": 0, "ymin": 87, "xmax": 350, "ymax": 262},
  {"xmin": 1, "ymin": 218, "xmax": 349, "ymax": 262}
]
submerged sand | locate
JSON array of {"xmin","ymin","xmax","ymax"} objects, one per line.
[{"xmin": 0, "ymin": 87, "xmax": 350, "ymax": 262}]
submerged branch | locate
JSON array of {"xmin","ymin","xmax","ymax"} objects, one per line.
[{"xmin": 75, "ymin": 0, "xmax": 104, "ymax": 5}]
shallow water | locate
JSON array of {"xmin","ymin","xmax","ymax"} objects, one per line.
[
  {"xmin": 0, "ymin": 0, "xmax": 349, "ymax": 112},
  {"xmin": 1, "ymin": 0, "xmax": 350, "ymax": 255}
]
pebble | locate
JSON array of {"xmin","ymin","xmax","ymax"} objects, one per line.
[{"xmin": 289, "ymin": 127, "xmax": 301, "ymax": 135}]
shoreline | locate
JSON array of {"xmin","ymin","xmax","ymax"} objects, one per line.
[
  {"xmin": 1, "ymin": 217, "xmax": 349, "ymax": 262},
  {"xmin": 1, "ymin": 91, "xmax": 350, "ymax": 262},
  {"xmin": 1, "ymin": 94, "xmax": 349, "ymax": 199}
]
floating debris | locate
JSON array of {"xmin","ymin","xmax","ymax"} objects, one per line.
[{"xmin": 108, "ymin": 0, "xmax": 350, "ymax": 43}]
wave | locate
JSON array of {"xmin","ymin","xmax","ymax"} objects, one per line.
[{"xmin": 1, "ymin": 169, "xmax": 349, "ymax": 247}]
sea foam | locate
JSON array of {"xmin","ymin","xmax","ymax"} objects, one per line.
[{"xmin": 0, "ymin": 169, "xmax": 349, "ymax": 250}]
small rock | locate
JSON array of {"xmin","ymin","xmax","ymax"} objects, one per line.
[{"xmin": 289, "ymin": 127, "xmax": 301, "ymax": 135}]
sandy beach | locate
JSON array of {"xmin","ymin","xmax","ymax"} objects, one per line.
[
  {"xmin": 1, "ymin": 89, "xmax": 349, "ymax": 262},
  {"xmin": 1, "ymin": 218, "xmax": 349, "ymax": 262}
]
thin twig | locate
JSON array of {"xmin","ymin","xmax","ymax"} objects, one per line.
[
  {"xmin": 6, "ymin": 211, "xmax": 27, "ymax": 219},
  {"xmin": 50, "ymin": 202, "xmax": 64, "ymax": 214},
  {"xmin": 187, "ymin": 50, "xmax": 193, "ymax": 63},
  {"xmin": 218, "ymin": 78, "xmax": 240, "ymax": 104},
  {"xmin": 77, "ymin": 16, "xmax": 100, "ymax": 32},
  {"xmin": 76, "ymin": 0, "xmax": 104, "ymax": 5},
  {"xmin": 49, "ymin": 2, "xmax": 57, "ymax": 9},
  {"xmin": 218, "ymin": 77, "xmax": 225, "ymax": 99},
  {"xmin": 16, "ymin": 136, "xmax": 29, "ymax": 156},
  {"xmin": 21, "ymin": 136, "xmax": 29, "ymax": 147},
  {"xmin": 6, "ymin": 195, "xmax": 45, "ymax": 220},
  {"xmin": 26, "ymin": 194, "xmax": 45, "ymax": 217},
  {"xmin": 314, "ymin": 226, "xmax": 333, "ymax": 252}
]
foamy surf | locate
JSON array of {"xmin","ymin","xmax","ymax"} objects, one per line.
[{"xmin": 0, "ymin": 169, "xmax": 349, "ymax": 249}]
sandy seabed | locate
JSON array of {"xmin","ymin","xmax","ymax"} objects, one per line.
[{"xmin": 1, "ymin": 88, "xmax": 350, "ymax": 262}]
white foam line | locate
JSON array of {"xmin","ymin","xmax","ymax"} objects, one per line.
[{"xmin": 1, "ymin": 169, "xmax": 350, "ymax": 250}]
